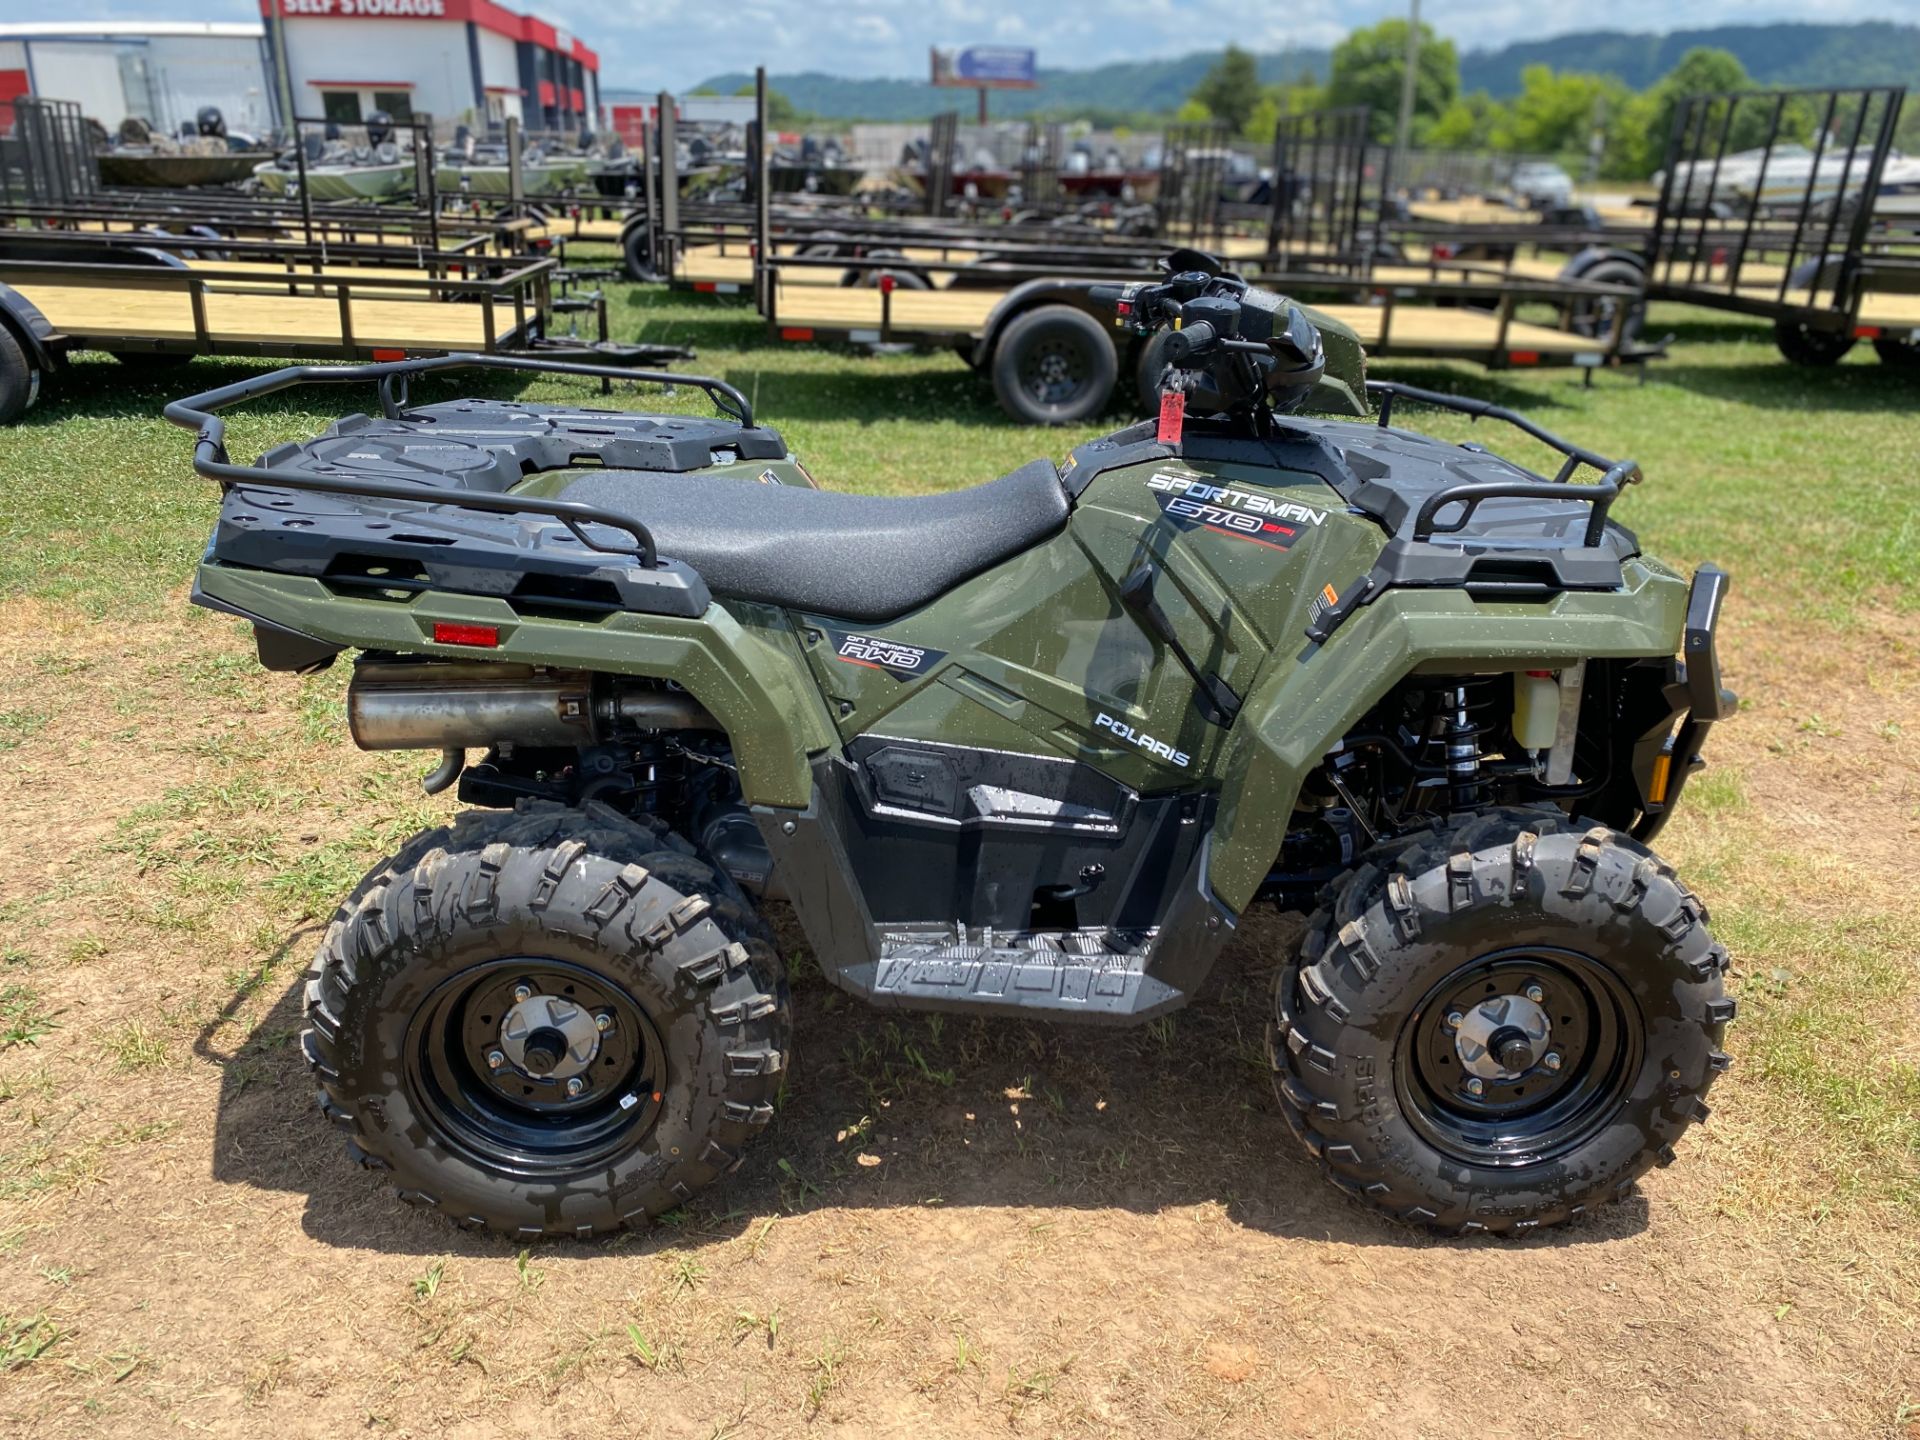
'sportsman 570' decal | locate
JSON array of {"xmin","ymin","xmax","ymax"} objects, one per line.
[{"xmin": 1145, "ymin": 472, "xmax": 1327, "ymax": 551}]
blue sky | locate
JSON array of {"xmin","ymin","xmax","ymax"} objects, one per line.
[{"xmin": 25, "ymin": 0, "xmax": 1911, "ymax": 92}]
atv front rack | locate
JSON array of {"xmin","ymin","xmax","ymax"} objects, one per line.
[
  {"xmin": 1301, "ymin": 382, "xmax": 1646, "ymax": 644},
  {"xmin": 1366, "ymin": 380, "xmax": 1642, "ymax": 545},
  {"xmin": 165, "ymin": 353, "xmax": 762, "ymax": 566}
]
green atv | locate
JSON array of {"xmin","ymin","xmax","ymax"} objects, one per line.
[{"xmin": 170, "ymin": 271, "xmax": 1736, "ymax": 1239}]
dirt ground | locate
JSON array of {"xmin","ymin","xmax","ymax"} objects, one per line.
[{"xmin": 1, "ymin": 574, "xmax": 1916, "ymax": 1438}]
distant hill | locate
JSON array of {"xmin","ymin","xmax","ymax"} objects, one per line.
[
  {"xmin": 1458, "ymin": 22, "xmax": 1920, "ymax": 94},
  {"xmin": 633, "ymin": 52, "xmax": 1324, "ymax": 123},
  {"xmin": 611, "ymin": 22, "xmax": 1917, "ymax": 123}
]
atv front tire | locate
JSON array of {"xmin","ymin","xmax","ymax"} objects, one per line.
[
  {"xmin": 303, "ymin": 804, "xmax": 789, "ymax": 1238},
  {"xmin": 1271, "ymin": 808, "xmax": 1732, "ymax": 1235}
]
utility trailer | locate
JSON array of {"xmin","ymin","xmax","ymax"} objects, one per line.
[{"xmin": 0, "ymin": 228, "xmax": 686, "ymax": 426}]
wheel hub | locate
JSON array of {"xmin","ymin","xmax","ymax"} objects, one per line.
[
  {"xmin": 499, "ymin": 992, "xmax": 601, "ymax": 1081},
  {"xmin": 1454, "ymin": 993, "xmax": 1551, "ymax": 1080}
]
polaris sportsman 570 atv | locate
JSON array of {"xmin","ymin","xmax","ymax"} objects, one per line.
[{"xmin": 170, "ymin": 275, "xmax": 1737, "ymax": 1239}]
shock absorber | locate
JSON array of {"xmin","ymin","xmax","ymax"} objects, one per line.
[{"xmin": 1444, "ymin": 683, "xmax": 1486, "ymax": 807}]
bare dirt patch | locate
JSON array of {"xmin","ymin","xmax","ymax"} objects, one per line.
[{"xmin": 1, "ymin": 602, "xmax": 1915, "ymax": 1439}]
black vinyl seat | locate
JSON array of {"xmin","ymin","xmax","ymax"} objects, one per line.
[{"xmin": 560, "ymin": 459, "xmax": 1070, "ymax": 621}]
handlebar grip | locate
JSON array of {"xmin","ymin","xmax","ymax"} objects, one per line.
[{"xmin": 1166, "ymin": 319, "xmax": 1217, "ymax": 361}]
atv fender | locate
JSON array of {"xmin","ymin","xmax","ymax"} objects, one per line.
[
  {"xmin": 1203, "ymin": 572, "xmax": 1691, "ymax": 912},
  {"xmin": 191, "ymin": 564, "xmax": 837, "ymax": 808}
]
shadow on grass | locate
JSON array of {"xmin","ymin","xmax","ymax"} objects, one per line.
[
  {"xmin": 199, "ymin": 911, "xmax": 1649, "ymax": 1257},
  {"xmin": 1652, "ymin": 354, "xmax": 1919, "ymax": 412}
]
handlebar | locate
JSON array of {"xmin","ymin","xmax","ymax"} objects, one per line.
[{"xmin": 1164, "ymin": 319, "xmax": 1217, "ymax": 363}]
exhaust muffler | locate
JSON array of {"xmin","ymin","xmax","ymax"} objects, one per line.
[{"xmin": 347, "ymin": 661, "xmax": 717, "ymax": 751}]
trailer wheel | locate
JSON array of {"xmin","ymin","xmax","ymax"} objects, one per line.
[
  {"xmin": 843, "ymin": 250, "xmax": 930, "ymax": 289},
  {"xmin": 620, "ymin": 224, "xmax": 653, "ymax": 281},
  {"xmin": 1871, "ymin": 336, "xmax": 1920, "ymax": 367},
  {"xmin": 0, "ymin": 326, "xmax": 40, "ymax": 426},
  {"xmin": 1566, "ymin": 259, "xmax": 1646, "ymax": 344},
  {"xmin": 991, "ymin": 305, "xmax": 1118, "ymax": 425},
  {"xmin": 1134, "ymin": 329, "xmax": 1177, "ymax": 412},
  {"xmin": 1773, "ymin": 320, "xmax": 1855, "ymax": 367}
]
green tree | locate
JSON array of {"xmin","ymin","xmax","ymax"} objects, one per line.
[
  {"xmin": 734, "ymin": 83, "xmax": 801, "ymax": 127},
  {"xmin": 1492, "ymin": 66, "xmax": 1627, "ymax": 164},
  {"xmin": 1426, "ymin": 90, "xmax": 1506, "ymax": 150},
  {"xmin": 1243, "ymin": 81, "xmax": 1328, "ymax": 144},
  {"xmin": 1327, "ymin": 19, "xmax": 1459, "ymax": 144},
  {"xmin": 1642, "ymin": 48, "xmax": 1751, "ymax": 172},
  {"xmin": 1189, "ymin": 46, "xmax": 1260, "ymax": 134}
]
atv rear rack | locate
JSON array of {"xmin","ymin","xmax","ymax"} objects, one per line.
[{"xmin": 164, "ymin": 353, "xmax": 761, "ymax": 566}]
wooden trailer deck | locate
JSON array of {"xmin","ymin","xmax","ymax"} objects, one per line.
[
  {"xmin": 14, "ymin": 280, "xmax": 528, "ymax": 352},
  {"xmin": 770, "ymin": 284, "xmax": 1608, "ymax": 358}
]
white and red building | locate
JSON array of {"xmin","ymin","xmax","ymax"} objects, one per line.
[{"xmin": 261, "ymin": 0, "xmax": 600, "ymax": 134}]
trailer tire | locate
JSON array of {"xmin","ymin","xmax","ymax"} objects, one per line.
[
  {"xmin": 990, "ymin": 304, "xmax": 1118, "ymax": 425},
  {"xmin": 0, "ymin": 325, "xmax": 39, "ymax": 427},
  {"xmin": 621, "ymin": 224, "xmax": 653, "ymax": 282},
  {"xmin": 1566, "ymin": 259, "xmax": 1646, "ymax": 345},
  {"xmin": 1134, "ymin": 329, "xmax": 1177, "ymax": 412},
  {"xmin": 1773, "ymin": 319, "xmax": 1855, "ymax": 367},
  {"xmin": 1871, "ymin": 336, "xmax": 1920, "ymax": 367},
  {"xmin": 302, "ymin": 802, "xmax": 789, "ymax": 1238}
]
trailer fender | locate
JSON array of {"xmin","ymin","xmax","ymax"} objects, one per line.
[
  {"xmin": 971, "ymin": 279, "xmax": 1129, "ymax": 370},
  {"xmin": 0, "ymin": 283, "xmax": 59, "ymax": 374},
  {"xmin": 1559, "ymin": 246, "xmax": 1645, "ymax": 284}
]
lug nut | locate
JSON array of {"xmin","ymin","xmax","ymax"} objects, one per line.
[
  {"xmin": 1445, "ymin": 1011, "xmax": 1464, "ymax": 1030},
  {"xmin": 1542, "ymin": 1052, "xmax": 1563, "ymax": 1072},
  {"xmin": 511, "ymin": 983, "xmax": 533, "ymax": 1003},
  {"xmin": 486, "ymin": 1050, "xmax": 506, "ymax": 1070},
  {"xmin": 1465, "ymin": 1077, "xmax": 1485, "ymax": 1096},
  {"xmin": 1525, "ymin": 984, "xmax": 1546, "ymax": 1004},
  {"xmin": 594, "ymin": 1011, "xmax": 614, "ymax": 1033},
  {"xmin": 565, "ymin": 1076, "xmax": 586, "ymax": 1097}
]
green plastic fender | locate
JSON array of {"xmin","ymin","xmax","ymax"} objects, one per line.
[
  {"xmin": 1204, "ymin": 562, "xmax": 1691, "ymax": 912},
  {"xmin": 195, "ymin": 563, "xmax": 836, "ymax": 808}
]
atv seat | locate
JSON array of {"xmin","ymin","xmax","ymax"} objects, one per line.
[{"xmin": 560, "ymin": 460, "xmax": 1070, "ymax": 621}]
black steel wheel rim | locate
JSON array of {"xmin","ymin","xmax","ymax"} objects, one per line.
[
  {"xmin": 1395, "ymin": 947, "xmax": 1642, "ymax": 1168},
  {"xmin": 403, "ymin": 957, "xmax": 667, "ymax": 1179},
  {"xmin": 1020, "ymin": 333, "xmax": 1090, "ymax": 406}
]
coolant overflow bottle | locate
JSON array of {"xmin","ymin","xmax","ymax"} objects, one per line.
[{"xmin": 1514, "ymin": 671, "xmax": 1560, "ymax": 752}]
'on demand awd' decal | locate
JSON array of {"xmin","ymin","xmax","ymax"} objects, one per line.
[
  {"xmin": 1145, "ymin": 471, "xmax": 1327, "ymax": 551},
  {"xmin": 825, "ymin": 629, "xmax": 948, "ymax": 681}
]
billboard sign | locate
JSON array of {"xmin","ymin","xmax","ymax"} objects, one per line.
[{"xmin": 930, "ymin": 46, "xmax": 1038, "ymax": 90}]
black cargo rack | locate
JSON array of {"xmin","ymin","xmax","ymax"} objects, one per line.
[{"xmin": 165, "ymin": 353, "xmax": 761, "ymax": 567}]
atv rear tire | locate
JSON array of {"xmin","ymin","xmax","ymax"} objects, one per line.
[
  {"xmin": 303, "ymin": 803, "xmax": 789, "ymax": 1238},
  {"xmin": 991, "ymin": 304, "xmax": 1118, "ymax": 425},
  {"xmin": 1774, "ymin": 319, "xmax": 1855, "ymax": 366},
  {"xmin": 0, "ymin": 325, "xmax": 40, "ymax": 427},
  {"xmin": 1271, "ymin": 807, "xmax": 1732, "ymax": 1235}
]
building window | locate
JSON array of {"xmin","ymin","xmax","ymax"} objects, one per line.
[
  {"xmin": 322, "ymin": 91, "xmax": 363, "ymax": 127},
  {"xmin": 373, "ymin": 91, "xmax": 414, "ymax": 123}
]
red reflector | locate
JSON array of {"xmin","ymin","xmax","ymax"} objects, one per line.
[
  {"xmin": 1433, "ymin": 243, "xmax": 1455, "ymax": 260},
  {"xmin": 879, "ymin": 273, "xmax": 896, "ymax": 295},
  {"xmin": 694, "ymin": 282, "xmax": 717, "ymax": 293},
  {"xmin": 432, "ymin": 622, "xmax": 499, "ymax": 648},
  {"xmin": 371, "ymin": 348, "xmax": 406, "ymax": 362},
  {"xmin": 1508, "ymin": 350, "xmax": 1542, "ymax": 365},
  {"xmin": 780, "ymin": 327, "xmax": 815, "ymax": 341},
  {"xmin": 1854, "ymin": 325, "xmax": 1882, "ymax": 339}
]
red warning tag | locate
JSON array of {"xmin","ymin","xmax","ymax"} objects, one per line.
[{"xmin": 1156, "ymin": 386, "xmax": 1186, "ymax": 445}]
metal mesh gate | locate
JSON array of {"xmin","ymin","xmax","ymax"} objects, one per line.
[
  {"xmin": 1156, "ymin": 122, "xmax": 1232, "ymax": 248},
  {"xmin": 1266, "ymin": 107, "xmax": 1377, "ymax": 276},
  {"xmin": 0, "ymin": 99, "xmax": 101, "ymax": 207},
  {"xmin": 1647, "ymin": 85, "xmax": 1906, "ymax": 327}
]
